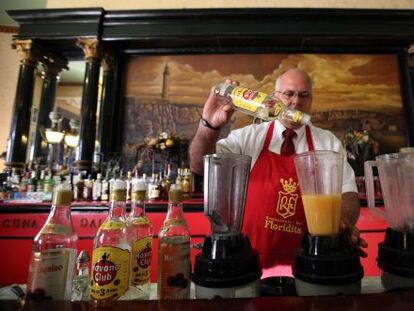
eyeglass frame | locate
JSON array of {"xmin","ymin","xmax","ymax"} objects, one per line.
[{"xmin": 275, "ymin": 90, "xmax": 312, "ymax": 100}]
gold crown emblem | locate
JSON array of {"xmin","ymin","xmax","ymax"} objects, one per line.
[{"xmin": 280, "ymin": 178, "xmax": 297, "ymax": 194}]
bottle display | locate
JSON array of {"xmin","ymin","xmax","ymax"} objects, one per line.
[
  {"xmin": 90, "ymin": 179, "xmax": 131, "ymax": 302},
  {"xmin": 127, "ymin": 180, "xmax": 153, "ymax": 299},
  {"xmin": 214, "ymin": 82, "xmax": 311, "ymax": 125},
  {"xmin": 71, "ymin": 250, "xmax": 91, "ymax": 301},
  {"xmin": 26, "ymin": 183, "xmax": 78, "ymax": 301},
  {"xmin": 157, "ymin": 184, "xmax": 191, "ymax": 300}
]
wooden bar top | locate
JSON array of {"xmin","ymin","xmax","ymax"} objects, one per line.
[{"xmin": 2, "ymin": 289, "xmax": 414, "ymax": 311}]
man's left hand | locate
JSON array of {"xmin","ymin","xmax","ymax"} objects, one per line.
[{"xmin": 340, "ymin": 221, "xmax": 368, "ymax": 258}]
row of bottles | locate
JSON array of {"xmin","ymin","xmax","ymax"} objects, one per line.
[
  {"xmin": 1, "ymin": 165, "xmax": 195, "ymax": 203},
  {"xmin": 26, "ymin": 178, "xmax": 191, "ymax": 302}
]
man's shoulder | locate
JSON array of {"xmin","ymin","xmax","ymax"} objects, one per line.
[
  {"xmin": 309, "ymin": 124, "xmax": 338, "ymax": 139},
  {"xmin": 230, "ymin": 121, "xmax": 269, "ymax": 136}
]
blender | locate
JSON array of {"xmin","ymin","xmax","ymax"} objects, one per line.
[
  {"xmin": 293, "ymin": 151, "xmax": 364, "ymax": 296},
  {"xmin": 365, "ymin": 152, "xmax": 414, "ymax": 290},
  {"xmin": 192, "ymin": 153, "xmax": 262, "ymax": 298}
]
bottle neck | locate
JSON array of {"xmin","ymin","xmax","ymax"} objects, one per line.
[
  {"xmin": 166, "ymin": 201, "xmax": 184, "ymax": 220},
  {"xmin": 130, "ymin": 199, "xmax": 145, "ymax": 217},
  {"xmin": 48, "ymin": 204, "xmax": 73, "ymax": 227},
  {"xmin": 109, "ymin": 200, "xmax": 127, "ymax": 221}
]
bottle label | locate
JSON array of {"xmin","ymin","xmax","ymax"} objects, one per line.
[
  {"xmin": 232, "ymin": 86, "xmax": 267, "ymax": 113},
  {"xmin": 132, "ymin": 237, "xmax": 152, "ymax": 285},
  {"xmin": 158, "ymin": 239, "xmax": 191, "ymax": 299},
  {"xmin": 90, "ymin": 246, "xmax": 130, "ymax": 301},
  {"xmin": 100, "ymin": 219, "xmax": 126, "ymax": 230},
  {"xmin": 26, "ymin": 249, "xmax": 77, "ymax": 300}
]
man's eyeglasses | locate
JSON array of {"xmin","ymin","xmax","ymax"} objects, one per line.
[{"xmin": 275, "ymin": 90, "xmax": 312, "ymax": 100}]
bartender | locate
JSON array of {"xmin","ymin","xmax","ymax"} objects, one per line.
[{"xmin": 189, "ymin": 68, "xmax": 367, "ymax": 277}]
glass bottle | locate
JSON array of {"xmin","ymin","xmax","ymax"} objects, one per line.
[
  {"xmin": 71, "ymin": 250, "xmax": 91, "ymax": 301},
  {"xmin": 127, "ymin": 181, "xmax": 153, "ymax": 299},
  {"xmin": 26, "ymin": 183, "xmax": 78, "ymax": 301},
  {"xmin": 157, "ymin": 184, "xmax": 191, "ymax": 300},
  {"xmin": 214, "ymin": 81, "xmax": 311, "ymax": 125},
  {"xmin": 73, "ymin": 173, "xmax": 84, "ymax": 202},
  {"xmin": 101, "ymin": 170, "xmax": 110, "ymax": 202},
  {"xmin": 27, "ymin": 171, "xmax": 38, "ymax": 192},
  {"xmin": 93, "ymin": 173, "xmax": 103, "ymax": 202},
  {"xmin": 90, "ymin": 179, "xmax": 131, "ymax": 302}
]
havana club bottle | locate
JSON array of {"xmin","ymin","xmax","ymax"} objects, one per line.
[
  {"xmin": 127, "ymin": 180, "xmax": 153, "ymax": 299},
  {"xmin": 90, "ymin": 179, "xmax": 131, "ymax": 302},
  {"xmin": 157, "ymin": 184, "xmax": 191, "ymax": 299},
  {"xmin": 26, "ymin": 183, "xmax": 78, "ymax": 301}
]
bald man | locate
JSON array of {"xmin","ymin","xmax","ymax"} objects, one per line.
[{"xmin": 189, "ymin": 68, "xmax": 366, "ymax": 277}]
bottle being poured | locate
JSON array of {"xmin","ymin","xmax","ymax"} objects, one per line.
[{"xmin": 214, "ymin": 82, "xmax": 311, "ymax": 125}]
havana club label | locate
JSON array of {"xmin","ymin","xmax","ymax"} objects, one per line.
[
  {"xmin": 26, "ymin": 248, "xmax": 76, "ymax": 300},
  {"xmin": 232, "ymin": 86, "xmax": 266, "ymax": 113},
  {"xmin": 90, "ymin": 246, "xmax": 130, "ymax": 301},
  {"xmin": 132, "ymin": 237, "xmax": 152, "ymax": 285}
]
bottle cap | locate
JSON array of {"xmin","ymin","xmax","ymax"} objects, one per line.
[
  {"xmin": 132, "ymin": 180, "xmax": 146, "ymax": 192},
  {"xmin": 53, "ymin": 183, "xmax": 72, "ymax": 205}
]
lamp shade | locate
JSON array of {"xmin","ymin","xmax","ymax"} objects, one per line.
[
  {"xmin": 45, "ymin": 129, "xmax": 64, "ymax": 144},
  {"xmin": 64, "ymin": 133, "xmax": 79, "ymax": 147}
]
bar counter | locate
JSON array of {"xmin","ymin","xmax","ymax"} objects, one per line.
[{"xmin": 1, "ymin": 288, "xmax": 414, "ymax": 311}]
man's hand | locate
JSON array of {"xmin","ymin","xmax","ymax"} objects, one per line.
[
  {"xmin": 340, "ymin": 221, "xmax": 368, "ymax": 258},
  {"xmin": 201, "ymin": 80, "xmax": 236, "ymax": 129}
]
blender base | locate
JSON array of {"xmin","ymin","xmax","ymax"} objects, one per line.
[
  {"xmin": 295, "ymin": 278, "xmax": 361, "ymax": 296},
  {"xmin": 195, "ymin": 280, "xmax": 260, "ymax": 299},
  {"xmin": 381, "ymin": 270, "xmax": 414, "ymax": 291}
]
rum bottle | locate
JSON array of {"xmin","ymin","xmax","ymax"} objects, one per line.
[
  {"xmin": 90, "ymin": 179, "xmax": 131, "ymax": 302},
  {"xmin": 71, "ymin": 250, "xmax": 91, "ymax": 301},
  {"xmin": 157, "ymin": 184, "xmax": 191, "ymax": 299},
  {"xmin": 214, "ymin": 81, "xmax": 311, "ymax": 124},
  {"xmin": 26, "ymin": 183, "xmax": 78, "ymax": 300},
  {"xmin": 127, "ymin": 180, "xmax": 153, "ymax": 299}
]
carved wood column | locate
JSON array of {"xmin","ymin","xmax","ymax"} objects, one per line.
[
  {"xmin": 30, "ymin": 57, "xmax": 68, "ymax": 164},
  {"xmin": 76, "ymin": 38, "xmax": 102, "ymax": 173},
  {"xmin": 96, "ymin": 52, "xmax": 116, "ymax": 164},
  {"xmin": 5, "ymin": 39, "xmax": 38, "ymax": 171}
]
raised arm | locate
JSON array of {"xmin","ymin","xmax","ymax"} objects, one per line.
[{"xmin": 189, "ymin": 85, "xmax": 234, "ymax": 175}]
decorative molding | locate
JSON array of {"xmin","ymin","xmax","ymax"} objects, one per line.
[
  {"xmin": 0, "ymin": 25, "xmax": 19, "ymax": 33},
  {"xmin": 76, "ymin": 38, "xmax": 102, "ymax": 62}
]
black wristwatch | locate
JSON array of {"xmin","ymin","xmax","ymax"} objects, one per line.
[{"xmin": 200, "ymin": 117, "xmax": 221, "ymax": 130}]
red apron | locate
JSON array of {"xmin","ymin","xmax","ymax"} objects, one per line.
[{"xmin": 243, "ymin": 121, "xmax": 314, "ymax": 269}]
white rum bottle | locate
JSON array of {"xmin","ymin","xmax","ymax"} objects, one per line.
[
  {"xmin": 90, "ymin": 179, "xmax": 131, "ymax": 302},
  {"xmin": 214, "ymin": 81, "xmax": 311, "ymax": 125},
  {"xmin": 127, "ymin": 180, "xmax": 153, "ymax": 299},
  {"xmin": 26, "ymin": 183, "xmax": 78, "ymax": 301},
  {"xmin": 157, "ymin": 184, "xmax": 191, "ymax": 299}
]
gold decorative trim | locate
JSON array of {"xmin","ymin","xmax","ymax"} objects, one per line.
[
  {"xmin": 76, "ymin": 38, "xmax": 102, "ymax": 61},
  {"xmin": 102, "ymin": 52, "xmax": 115, "ymax": 72},
  {"xmin": 0, "ymin": 25, "xmax": 19, "ymax": 33}
]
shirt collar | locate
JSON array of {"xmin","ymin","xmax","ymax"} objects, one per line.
[{"xmin": 274, "ymin": 120, "xmax": 306, "ymax": 140}]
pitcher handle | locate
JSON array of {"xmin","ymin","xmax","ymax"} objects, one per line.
[{"xmin": 364, "ymin": 160, "xmax": 385, "ymax": 219}]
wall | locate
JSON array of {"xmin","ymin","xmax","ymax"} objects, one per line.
[{"xmin": 0, "ymin": 1, "xmax": 413, "ymax": 171}]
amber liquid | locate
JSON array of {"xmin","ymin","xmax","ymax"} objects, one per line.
[{"xmin": 302, "ymin": 194, "xmax": 342, "ymax": 236}]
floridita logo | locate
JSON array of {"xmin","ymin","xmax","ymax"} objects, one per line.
[
  {"xmin": 276, "ymin": 178, "xmax": 299, "ymax": 219},
  {"xmin": 93, "ymin": 253, "xmax": 120, "ymax": 285},
  {"xmin": 137, "ymin": 243, "xmax": 152, "ymax": 269},
  {"xmin": 242, "ymin": 89, "xmax": 259, "ymax": 101}
]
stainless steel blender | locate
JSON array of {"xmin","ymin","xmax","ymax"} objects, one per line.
[
  {"xmin": 192, "ymin": 153, "xmax": 262, "ymax": 298},
  {"xmin": 293, "ymin": 151, "xmax": 364, "ymax": 296},
  {"xmin": 365, "ymin": 152, "xmax": 414, "ymax": 290}
]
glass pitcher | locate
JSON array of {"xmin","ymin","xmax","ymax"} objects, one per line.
[
  {"xmin": 364, "ymin": 152, "xmax": 414, "ymax": 230},
  {"xmin": 294, "ymin": 151, "xmax": 344, "ymax": 236},
  {"xmin": 203, "ymin": 153, "xmax": 251, "ymax": 236}
]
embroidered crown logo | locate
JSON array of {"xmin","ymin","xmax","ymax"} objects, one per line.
[{"xmin": 280, "ymin": 178, "xmax": 297, "ymax": 194}]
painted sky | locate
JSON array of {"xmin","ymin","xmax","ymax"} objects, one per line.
[{"xmin": 125, "ymin": 53, "xmax": 402, "ymax": 111}]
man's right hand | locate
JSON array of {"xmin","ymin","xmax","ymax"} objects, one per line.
[{"xmin": 201, "ymin": 82, "xmax": 236, "ymax": 129}]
